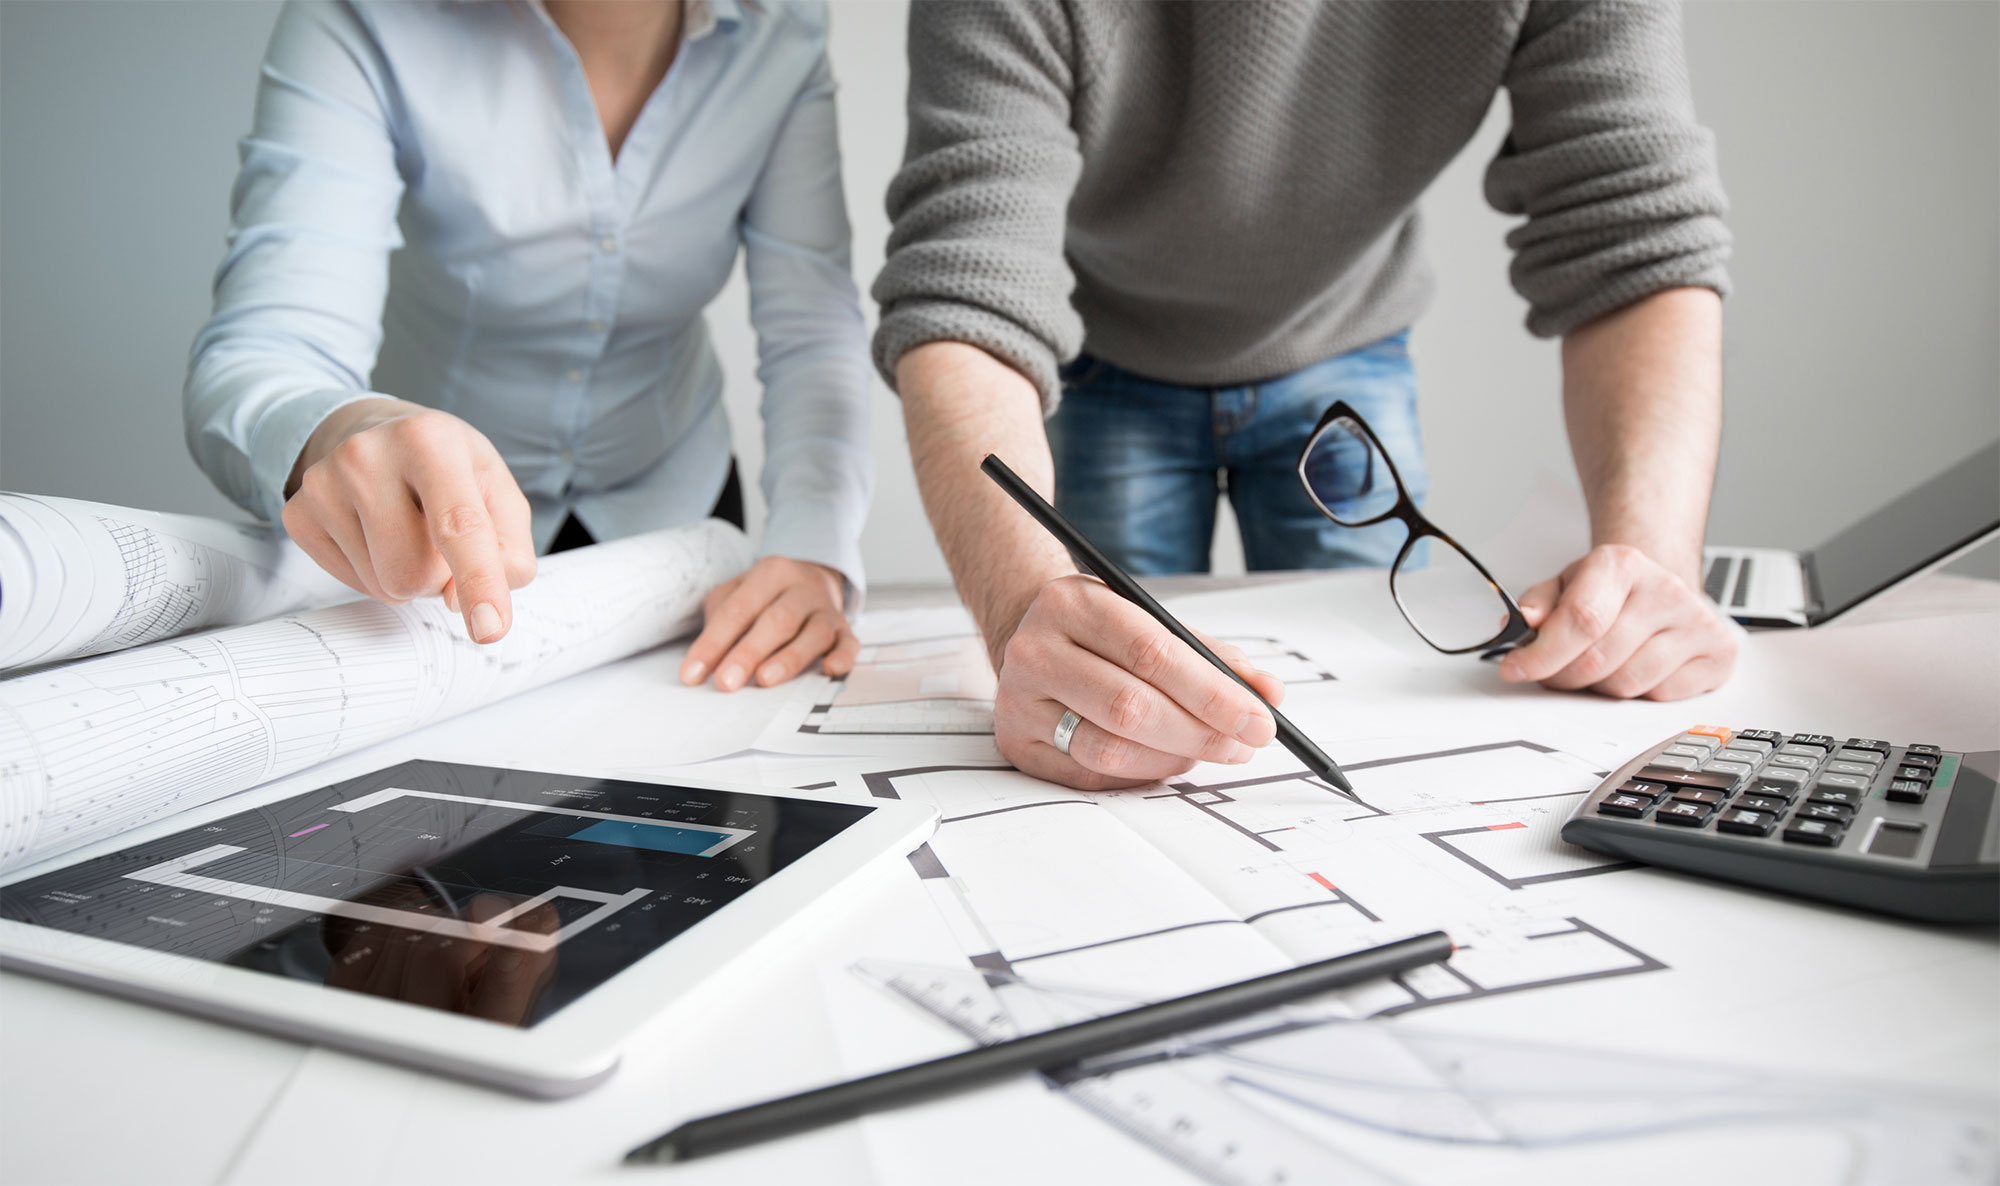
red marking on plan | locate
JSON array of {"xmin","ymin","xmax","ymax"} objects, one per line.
[
  {"xmin": 1486, "ymin": 822, "xmax": 1527, "ymax": 831},
  {"xmin": 1308, "ymin": 872, "xmax": 1338, "ymax": 892}
]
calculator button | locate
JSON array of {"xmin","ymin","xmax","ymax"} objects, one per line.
[
  {"xmin": 1702, "ymin": 759, "xmax": 1755, "ymax": 778},
  {"xmin": 1655, "ymin": 801, "xmax": 1714, "ymax": 827},
  {"xmin": 1687, "ymin": 726, "xmax": 1735, "ymax": 745},
  {"xmin": 1807, "ymin": 786, "xmax": 1865, "ymax": 810},
  {"xmin": 1904, "ymin": 744, "xmax": 1942, "ymax": 758},
  {"xmin": 1885, "ymin": 781, "xmax": 1929, "ymax": 804},
  {"xmin": 1767, "ymin": 753, "xmax": 1819, "ymax": 771},
  {"xmin": 1894, "ymin": 766, "xmax": 1934, "ymax": 784},
  {"xmin": 1754, "ymin": 767, "xmax": 1807, "ymax": 789},
  {"xmin": 1671, "ymin": 788, "xmax": 1725, "ymax": 807},
  {"xmin": 1897, "ymin": 752, "xmax": 1939, "ymax": 770},
  {"xmin": 1823, "ymin": 760, "xmax": 1877, "ymax": 778},
  {"xmin": 1735, "ymin": 729, "xmax": 1784, "ymax": 746},
  {"xmin": 1617, "ymin": 779, "xmax": 1669, "ymax": 801},
  {"xmin": 1732, "ymin": 793, "xmax": 1790, "ymax": 813},
  {"xmin": 1813, "ymin": 772, "xmax": 1872, "ymax": 793},
  {"xmin": 1640, "ymin": 768, "xmax": 1744, "ymax": 793},
  {"xmin": 1842, "ymin": 738, "xmax": 1892, "ymax": 757},
  {"xmin": 1598, "ymin": 794, "xmax": 1655, "ymax": 818},
  {"xmin": 1787, "ymin": 734, "xmax": 1837, "ymax": 751},
  {"xmin": 1648, "ymin": 754, "xmax": 1701, "ymax": 771},
  {"xmin": 1783, "ymin": 817, "xmax": 1846, "ymax": 846},
  {"xmin": 1716, "ymin": 807, "xmax": 1779, "ymax": 836},
  {"xmin": 1866, "ymin": 823, "xmax": 1925, "ymax": 859},
  {"xmin": 1833, "ymin": 749, "xmax": 1884, "ymax": 767},
  {"xmin": 1797, "ymin": 801, "xmax": 1855, "ymax": 823},
  {"xmin": 1661, "ymin": 744, "xmax": 1710, "ymax": 760},
  {"xmin": 1722, "ymin": 739, "xmax": 1774, "ymax": 757}
]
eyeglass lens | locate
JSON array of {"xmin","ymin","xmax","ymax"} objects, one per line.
[
  {"xmin": 1391, "ymin": 535, "xmax": 1516, "ymax": 652},
  {"xmin": 1300, "ymin": 415, "xmax": 1400, "ymax": 526}
]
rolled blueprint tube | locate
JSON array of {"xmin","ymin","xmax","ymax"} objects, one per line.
[
  {"xmin": 0, "ymin": 493, "xmax": 358, "ymax": 673},
  {"xmin": 0, "ymin": 520, "xmax": 749, "ymax": 875}
]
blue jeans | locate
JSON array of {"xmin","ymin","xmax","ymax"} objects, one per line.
[{"xmin": 1046, "ymin": 331, "xmax": 1426, "ymax": 574}]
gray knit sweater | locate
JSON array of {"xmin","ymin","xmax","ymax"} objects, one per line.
[{"xmin": 872, "ymin": 0, "xmax": 1731, "ymax": 409}]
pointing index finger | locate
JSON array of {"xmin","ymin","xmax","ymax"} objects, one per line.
[{"xmin": 411, "ymin": 468, "xmax": 511, "ymax": 643}]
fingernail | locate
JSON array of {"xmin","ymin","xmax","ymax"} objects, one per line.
[
  {"xmin": 758, "ymin": 662, "xmax": 784, "ymax": 685},
  {"xmin": 718, "ymin": 664, "xmax": 743, "ymax": 691},
  {"xmin": 1233, "ymin": 713, "xmax": 1252, "ymax": 736},
  {"xmin": 681, "ymin": 659, "xmax": 707, "ymax": 685},
  {"xmin": 469, "ymin": 603, "xmax": 501, "ymax": 642},
  {"xmin": 1228, "ymin": 742, "xmax": 1255, "ymax": 764}
]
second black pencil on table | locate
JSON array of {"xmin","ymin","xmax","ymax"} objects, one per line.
[{"xmin": 979, "ymin": 454, "xmax": 1353, "ymax": 793}]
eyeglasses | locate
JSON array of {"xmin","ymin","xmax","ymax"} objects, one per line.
[{"xmin": 1295, "ymin": 401, "xmax": 1534, "ymax": 656}]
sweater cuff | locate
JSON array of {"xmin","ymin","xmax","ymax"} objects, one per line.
[
  {"xmin": 1520, "ymin": 248, "xmax": 1732, "ymax": 339},
  {"xmin": 873, "ymin": 300, "xmax": 1063, "ymax": 415},
  {"xmin": 760, "ymin": 500, "xmax": 867, "ymax": 619},
  {"xmin": 250, "ymin": 388, "xmax": 386, "ymax": 526}
]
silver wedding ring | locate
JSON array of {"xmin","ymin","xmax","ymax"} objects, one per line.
[{"xmin": 1052, "ymin": 709, "xmax": 1083, "ymax": 756}]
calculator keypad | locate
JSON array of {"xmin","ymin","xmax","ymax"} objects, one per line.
[
  {"xmin": 1568, "ymin": 729, "xmax": 1995, "ymax": 923},
  {"xmin": 1592, "ymin": 726, "xmax": 1961, "ymax": 855}
]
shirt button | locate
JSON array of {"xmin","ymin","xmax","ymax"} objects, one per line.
[
  {"xmin": 558, "ymin": 448, "xmax": 574, "ymax": 464},
  {"xmin": 588, "ymin": 319, "xmax": 607, "ymax": 334},
  {"xmin": 565, "ymin": 368, "xmax": 584, "ymax": 385},
  {"xmin": 598, "ymin": 235, "xmax": 619, "ymax": 254}
]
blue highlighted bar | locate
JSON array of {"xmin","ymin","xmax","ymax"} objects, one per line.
[{"xmin": 568, "ymin": 819, "xmax": 737, "ymax": 856}]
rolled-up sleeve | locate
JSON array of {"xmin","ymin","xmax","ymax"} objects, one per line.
[
  {"xmin": 184, "ymin": 0, "xmax": 405, "ymax": 525},
  {"xmin": 1485, "ymin": 0, "xmax": 1731, "ymax": 338},
  {"xmin": 869, "ymin": 0, "xmax": 1082, "ymax": 411},
  {"xmin": 741, "ymin": 41, "xmax": 874, "ymax": 604}
]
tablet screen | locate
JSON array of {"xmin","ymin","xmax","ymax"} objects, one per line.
[{"xmin": 0, "ymin": 761, "xmax": 871, "ymax": 1028}]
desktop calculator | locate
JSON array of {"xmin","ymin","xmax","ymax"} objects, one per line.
[{"xmin": 1561, "ymin": 727, "xmax": 1997, "ymax": 923}]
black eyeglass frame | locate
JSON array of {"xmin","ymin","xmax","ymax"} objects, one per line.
[{"xmin": 1295, "ymin": 400, "xmax": 1535, "ymax": 656}]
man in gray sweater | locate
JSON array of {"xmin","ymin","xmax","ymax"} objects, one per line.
[{"xmin": 874, "ymin": 1, "xmax": 1739, "ymax": 790}]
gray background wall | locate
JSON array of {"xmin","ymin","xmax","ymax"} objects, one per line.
[{"xmin": 3, "ymin": 0, "xmax": 1995, "ymax": 585}]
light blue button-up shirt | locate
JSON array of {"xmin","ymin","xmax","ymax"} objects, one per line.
[{"xmin": 185, "ymin": 0, "xmax": 872, "ymax": 595}]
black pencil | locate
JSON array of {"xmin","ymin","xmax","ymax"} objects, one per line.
[
  {"xmin": 979, "ymin": 453, "xmax": 1354, "ymax": 793},
  {"xmin": 625, "ymin": 930, "xmax": 1452, "ymax": 1164}
]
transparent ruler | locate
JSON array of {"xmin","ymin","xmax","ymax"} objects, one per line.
[
  {"xmin": 853, "ymin": 959, "xmax": 2000, "ymax": 1186},
  {"xmin": 854, "ymin": 959, "xmax": 1405, "ymax": 1186}
]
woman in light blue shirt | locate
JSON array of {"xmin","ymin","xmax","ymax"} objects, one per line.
[{"xmin": 185, "ymin": 0, "xmax": 873, "ymax": 691}]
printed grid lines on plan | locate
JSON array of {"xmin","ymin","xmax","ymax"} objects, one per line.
[
  {"xmin": 851, "ymin": 736, "xmax": 1665, "ymax": 1025},
  {"xmin": 795, "ymin": 633, "xmax": 1339, "ymax": 738}
]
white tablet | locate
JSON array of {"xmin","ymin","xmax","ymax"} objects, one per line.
[{"xmin": 0, "ymin": 760, "xmax": 936, "ymax": 1098}]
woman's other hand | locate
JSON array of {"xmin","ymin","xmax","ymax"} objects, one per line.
[
  {"xmin": 282, "ymin": 398, "xmax": 537, "ymax": 643},
  {"xmin": 681, "ymin": 556, "xmax": 857, "ymax": 691}
]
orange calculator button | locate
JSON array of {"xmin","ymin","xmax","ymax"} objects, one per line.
[{"xmin": 1687, "ymin": 725, "xmax": 1734, "ymax": 744}]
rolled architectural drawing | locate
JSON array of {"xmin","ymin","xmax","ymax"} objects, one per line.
[
  {"xmin": 0, "ymin": 493, "xmax": 357, "ymax": 673},
  {"xmin": 0, "ymin": 519, "xmax": 749, "ymax": 875}
]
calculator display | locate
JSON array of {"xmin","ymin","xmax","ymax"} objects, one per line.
[{"xmin": 0, "ymin": 761, "xmax": 870, "ymax": 1028}]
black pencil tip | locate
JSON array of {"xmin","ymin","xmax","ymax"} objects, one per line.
[
  {"xmin": 1324, "ymin": 765, "xmax": 1353, "ymax": 793},
  {"xmin": 624, "ymin": 1136, "xmax": 683, "ymax": 1165}
]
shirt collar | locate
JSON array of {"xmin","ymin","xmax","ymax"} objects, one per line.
[
  {"xmin": 510, "ymin": 0, "xmax": 746, "ymax": 44},
  {"xmin": 677, "ymin": 0, "xmax": 750, "ymax": 45}
]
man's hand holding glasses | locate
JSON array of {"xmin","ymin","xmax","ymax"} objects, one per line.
[{"xmin": 1297, "ymin": 401, "xmax": 1736, "ymax": 700}]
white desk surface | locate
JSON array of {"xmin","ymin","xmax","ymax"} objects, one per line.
[{"xmin": 3, "ymin": 571, "xmax": 1996, "ymax": 1186}]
